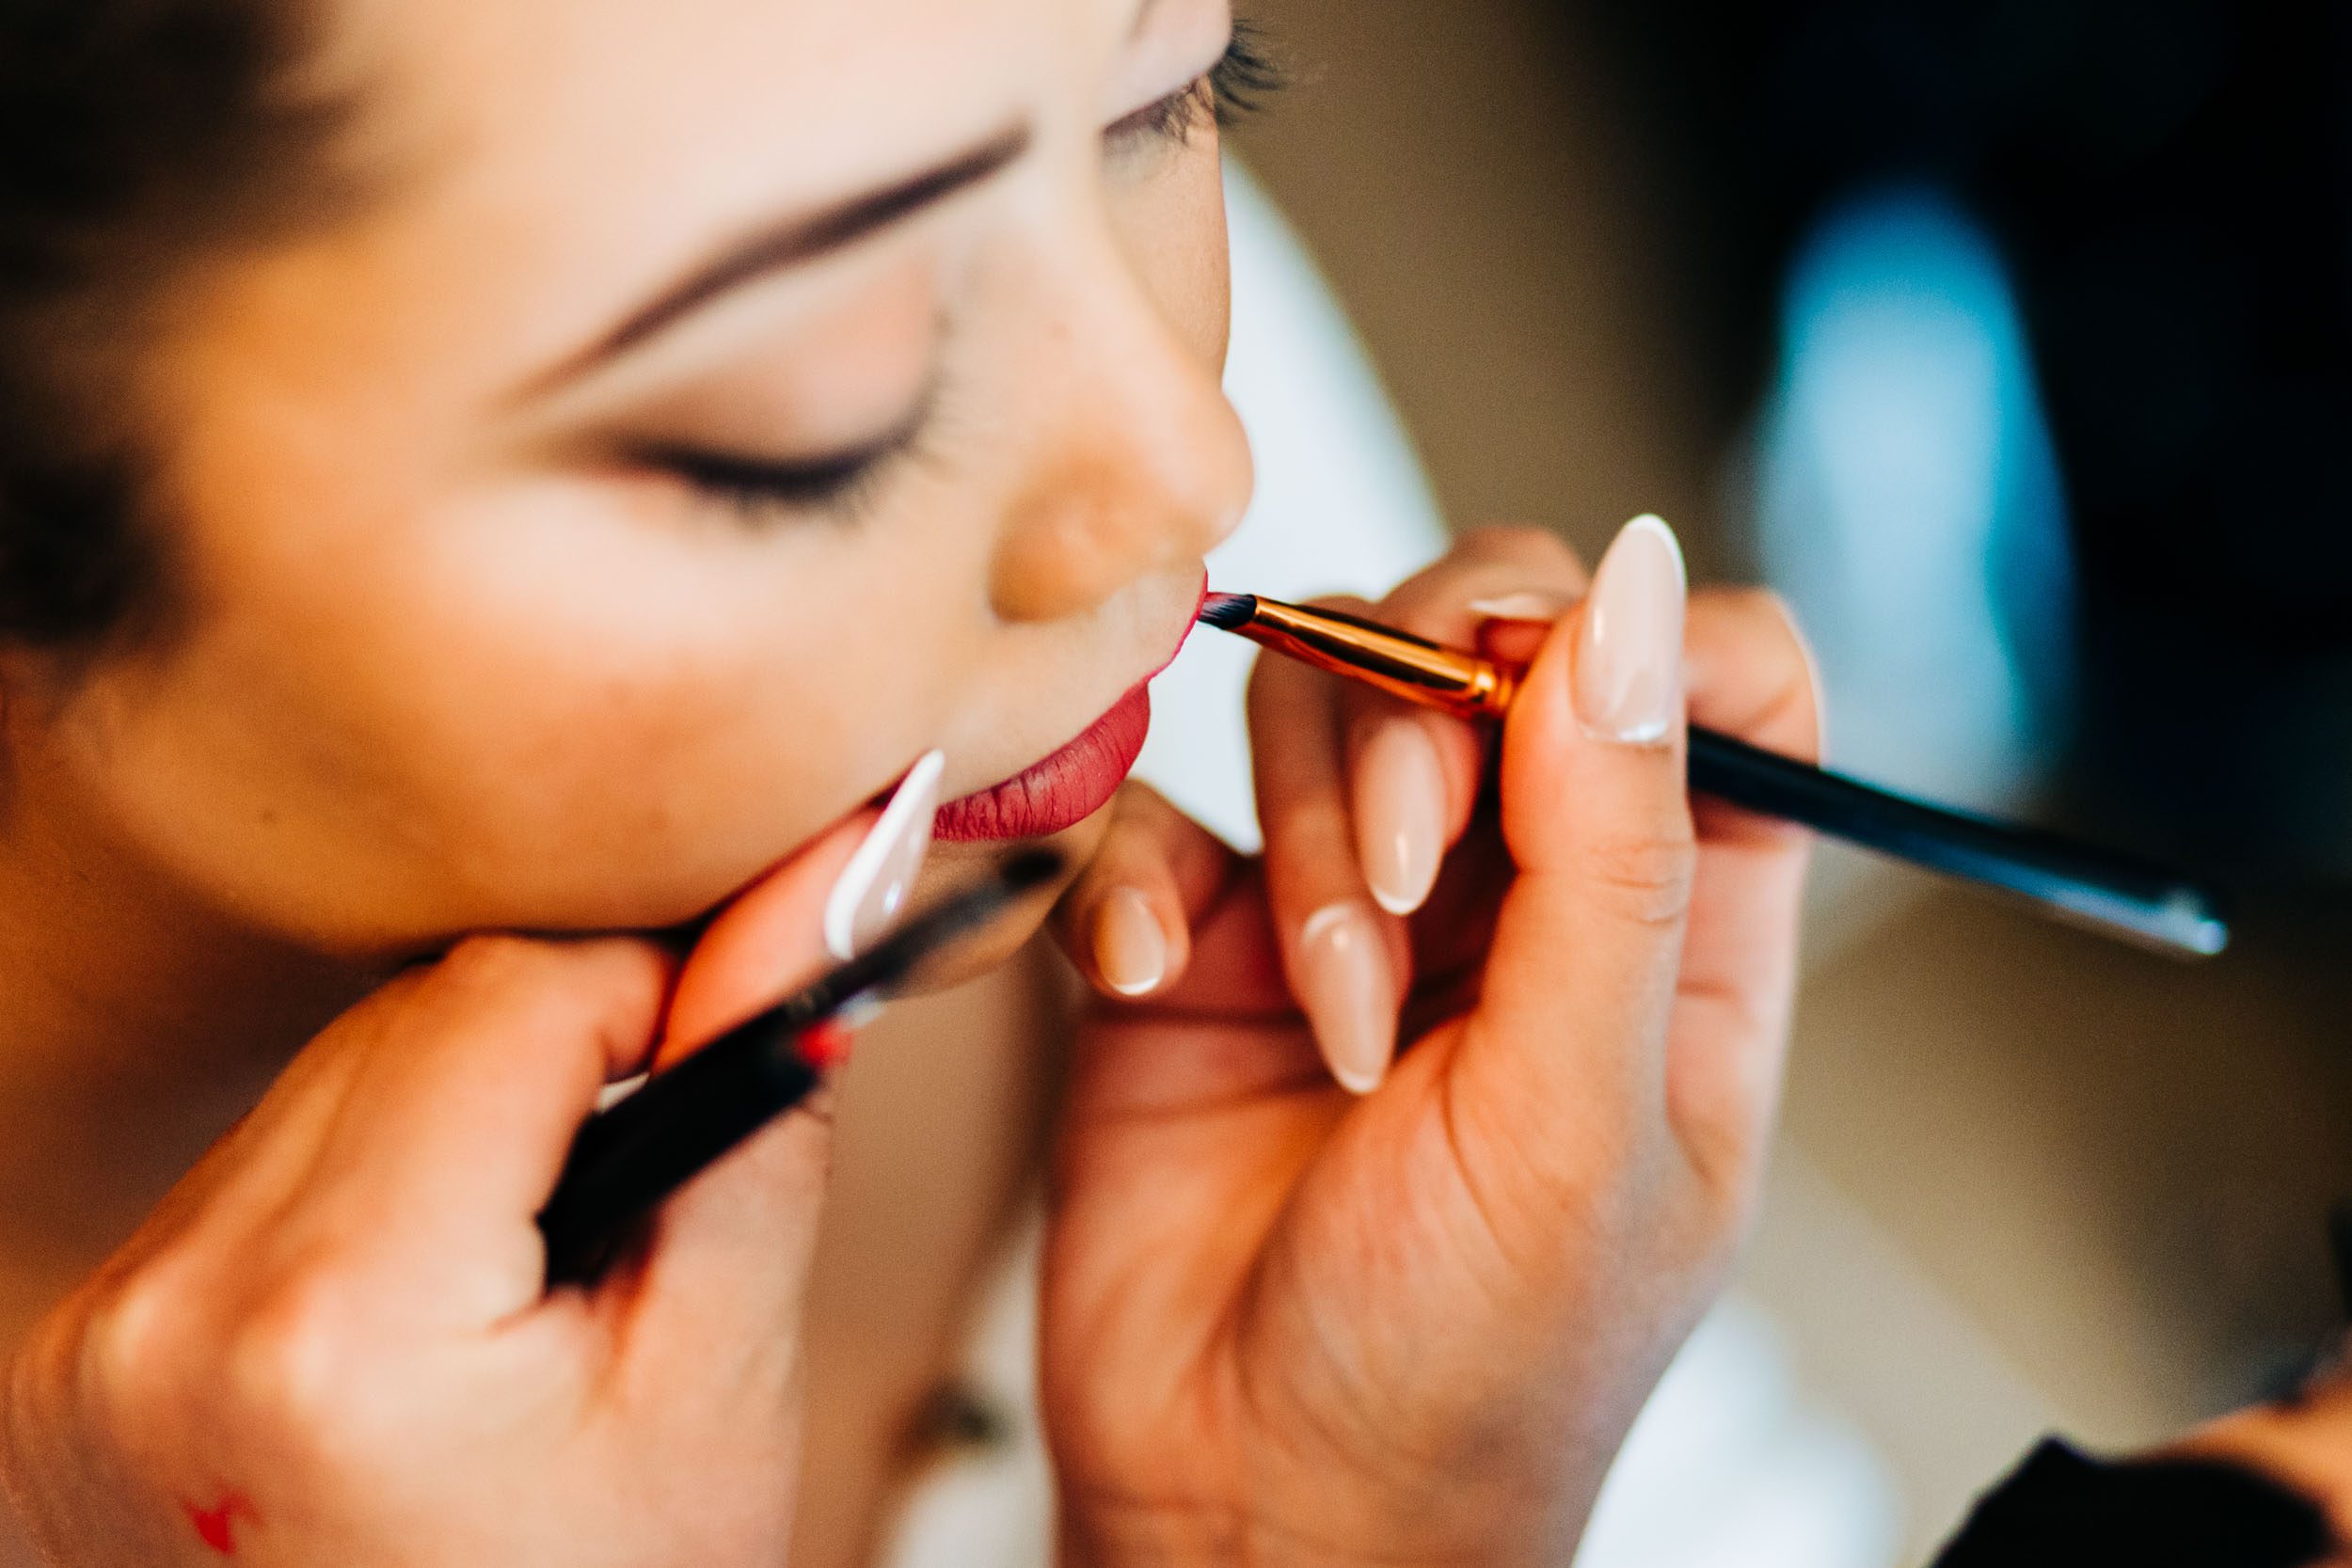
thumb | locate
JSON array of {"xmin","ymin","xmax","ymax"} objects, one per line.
[{"xmin": 1452, "ymin": 516, "xmax": 1694, "ymax": 1204}]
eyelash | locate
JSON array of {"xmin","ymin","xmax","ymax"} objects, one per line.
[
  {"xmin": 1116, "ymin": 21, "xmax": 1287, "ymax": 147},
  {"xmin": 637, "ymin": 398, "xmax": 930, "ymax": 527},
  {"xmin": 648, "ymin": 25, "xmax": 1284, "ymax": 528},
  {"xmin": 644, "ymin": 437, "xmax": 901, "ymax": 521}
]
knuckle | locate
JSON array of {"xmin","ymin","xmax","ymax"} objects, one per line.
[
  {"xmin": 1579, "ymin": 829, "xmax": 1697, "ymax": 927},
  {"xmin": 437, "ymin": 932, "xmax": 545, "ymax": 990},
  {"xmin": 82, "ymin": 1271, "xmax": 186, "ymax": 1408},
  {"xmin": 221, "ymin": 1271, "xmax": 358, "ymax": 1440}
]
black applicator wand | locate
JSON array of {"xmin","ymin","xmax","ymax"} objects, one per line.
[
  {"xmin": 1199, "ymin": 592, "xmax": 2228, "ymax": 959},
  {"xmin": 538, "ymin": 849, "xmax": 1063, "ymax": 1287}
]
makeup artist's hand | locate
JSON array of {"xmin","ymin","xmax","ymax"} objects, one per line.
[
  {"xmin": 1044, "ymin": 518, "xmax": 1820, "ymax": 1567},
  {"xmin": 2164, "ymin": 1373, "xmax": 2352, "ymax": 1555},
  {"xmin": 0, "ymin": 819, "xmax": 873, "ymax": 1567}
]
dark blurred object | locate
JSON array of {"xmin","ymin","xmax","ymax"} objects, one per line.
[{"xmin": 1572, "ymin": 0, "xmax": 2352, "ymax": 879}]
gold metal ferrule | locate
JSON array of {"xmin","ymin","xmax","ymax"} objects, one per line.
[{"xmin": 1229, "ymin": 598, "xmax": 1519, "ymax": 721}]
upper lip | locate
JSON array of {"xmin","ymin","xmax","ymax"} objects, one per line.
[{"xmin": 938, "ymin": 572, "xmax": 1207, "ymax": 804}]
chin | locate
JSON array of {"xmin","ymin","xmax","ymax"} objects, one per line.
[{"xmin": 897, "ymin": 809, "xmax": 1114, "ymax": 992}]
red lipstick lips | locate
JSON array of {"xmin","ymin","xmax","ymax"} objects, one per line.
[
  {"xmin": 930, "ymin": 682, "xmax": 1153, "ymax": 843},
  {"xmin": 930, "ymin": 575, "xmax": 1208, "ymax": 844}
]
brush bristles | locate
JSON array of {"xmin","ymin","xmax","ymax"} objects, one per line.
[{"xmin": 1198, "ymin": 593, "xmax": 1259, "ymax": 631}]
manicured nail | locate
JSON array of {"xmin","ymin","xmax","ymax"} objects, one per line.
[
  {"xmin": 1295, "ymin": 903, "xmax": 1396, "ymax": 1095},
  {"xmin": 823, "ymin": 750, "xmax": 945, "ymax": 960},
  {"xmin": 1575, "ymin": 515, "xmax": 1687, "ymax": 745},
  {"xmin": 1093, "ymin": 887, "xmax": 1168, "ymax": 997},
  {"xmin": 1468, "ymin": 591, "xmax": 1572, "ymax": 624},
  {"xmin": 1357, "ymin": 722, "xmax": 1447, "ymax": 917}
]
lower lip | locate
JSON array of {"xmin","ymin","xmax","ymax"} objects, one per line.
[{"xmin": 932, "ymin": 682, "xmax": 1154, "ymax": 843}]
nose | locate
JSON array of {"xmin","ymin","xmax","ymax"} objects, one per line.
[{"xmin": 988, "ymin": 225, "xmax": 1254, "ymax": 624}]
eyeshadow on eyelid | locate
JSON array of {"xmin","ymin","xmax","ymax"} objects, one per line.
[{"xmin": 610, "ymin": 266, "xmax": 938, "ymax": 451}]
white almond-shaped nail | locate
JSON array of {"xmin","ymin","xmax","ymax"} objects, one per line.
[
  {"xmin": 1356, "ymin": 722, "xmax": 1447, "ymax": 918},
  {"xmin": 1575, "ymin": 515, "xmax": 1687, "ymax": 745},
  {"xmin": 824, "ymin": 750, "xmax": 946, "ymax": 960},
  {"xmin": 1093, "ymin": 887, "xmax": 1169, "ymax": 997},
  {"xmin": 1295, "ymin": 902, "xmax": 1396, "ymax": 1096}
]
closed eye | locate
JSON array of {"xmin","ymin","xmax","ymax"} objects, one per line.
[
  {"xmin": 644, "ymin": 441, "xmax": 898, "ymax": 516},
  {"xmin": 631, "ymin": 393, "xmax": 933, "ymax": 525}
]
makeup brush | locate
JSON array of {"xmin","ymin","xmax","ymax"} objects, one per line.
[
  {"xmin": 1199, "ymin": 593, "xmax": 2228, "ymax": 959},
  {"xmin": 538, "ymin": 849, "xmax": 1063, "ymax": 1287}
]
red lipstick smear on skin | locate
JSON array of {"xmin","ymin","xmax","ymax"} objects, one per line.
[
  {"xmin": 930, "ymin": 577, "xmax": 1209, "ymax": 845},
  {"xmin": 798, "ymin": 1018, "xmax": 856, "ymax": 1071},
  {"xmin": 183, "ymin": 1494, "xmax": 260, "ymax": 1555}
]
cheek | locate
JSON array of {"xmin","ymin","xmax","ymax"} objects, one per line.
[
  {"xmin": 1109, "ymin": 149, "xmax": 1234, "ymax": 371},
  {"xmin": 321, "ymin": 483, "xmax": 973, "ymax": 919},
  {"xmin": 83, "ymin": 469, "xmax": 979, "ymax": 951}
]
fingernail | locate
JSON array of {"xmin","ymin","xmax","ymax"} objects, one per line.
[
  {"xmin": 824, "ymin": 750, "xmax": 945, "ymax": 960},
  {"xmin": 1093, "ymin": 887, "xmax": 1168, "ymax": 997},
  {"xmin": 1295, "ymin": 903, "xmax": 1396, "ymax": 1095},
  {"xmin": 1468, "ymin": 591, "xmax": 1572, "ymax": 624},
  {"xmin": 1575, "ymin": 515, "xmax": 1687, "ymax": 745},
  {"xmin": 1357, "ymin": 723, "xmax": 1446, "ymax": 917}
]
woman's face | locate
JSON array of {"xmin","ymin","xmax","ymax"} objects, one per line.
[{"xmin": 7, "ymin": 0, "xmax": 1252, "ymax": 956}]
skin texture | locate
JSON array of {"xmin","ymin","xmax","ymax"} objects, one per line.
[
  {"xmin": 0, "ymin": 0, "xmax": 1842, "ymax": 1562},
  {"xmin": 1, "ymin": 0, "xmax": 1242, "ymax": 960},
  {"xmin": 0, "ymin": 0, "xmax": 1243, "ymax": 1557},
  {"xmin": 0, "ymin": 0, "xmax": 1237, "ymax": 1346}
]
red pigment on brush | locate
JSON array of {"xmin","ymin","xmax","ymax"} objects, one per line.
[
  {"xmin": 182, "ymin": 1493, "xmax": 259, "ymax": 1555},
  {"xmin": 798, "ymin": 1018, "xmax": 855, "ymax": 1071}
]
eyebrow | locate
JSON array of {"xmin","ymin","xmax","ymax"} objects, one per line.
[{"xmin": 556, "ymin": 124, "xmax": 1032, "ymax": 381}]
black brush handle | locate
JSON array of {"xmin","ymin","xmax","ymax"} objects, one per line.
[
  {"xmin": 537, "ymin": 1015, "xmax": 824, "ymax": 1287},
  {"xmin": 536, "ymin": 849, "xmax": 1063, "ymax": 1288},
  {"xmin": 1689, "ymin": 727, "xmax": 2229, "ymax": 958}
]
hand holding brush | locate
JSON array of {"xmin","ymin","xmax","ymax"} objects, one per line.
[{"xmin": 1197, "ymin": 517, "xmax": 2225, "ymax": 958}]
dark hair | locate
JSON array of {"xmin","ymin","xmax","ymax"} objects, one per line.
[{"xmin": 0, "ymin": 0, "xmax": 347, "ymax": 649}]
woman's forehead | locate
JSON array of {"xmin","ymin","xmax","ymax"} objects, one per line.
[
  {"xmin": 342, "ymin": 0, "xmax": 1152, "ymax": 174},
  {"xmin": 202, "ymin": 0, "xmax": 1068, "ymax": 377},
  {"xmin": 326, "ymin": 0, "xmax": 1205, "ymax": 299},
  {"xmin": 164, "ymin": 0, "xmax": 1224, "ymax": 432}
]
